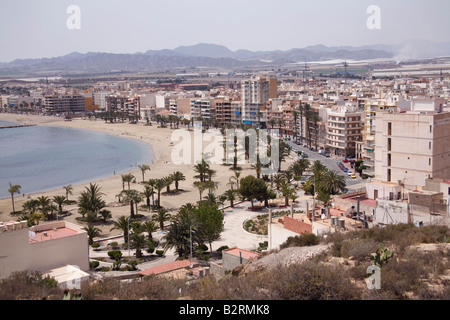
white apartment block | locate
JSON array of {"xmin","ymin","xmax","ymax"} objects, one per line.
[
  {"xmin": 374, "ymin": 111, "xmax": 450, "ymax": 189},
  {"xmin": 0, "ymin": 221, "xmax": 89, "ymax": 279},
  {"xmin": 241, "ymin": 76, "xmax": 277, "ymax": 126}
]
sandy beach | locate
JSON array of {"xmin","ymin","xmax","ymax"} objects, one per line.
[{"xmin": 0, "ymin": 113, "xmax": 293, "ymax": 238}]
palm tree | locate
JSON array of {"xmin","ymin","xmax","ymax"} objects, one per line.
[
  {"xmin": 138, "ymin": 164, "xmax": 150, "ymax": 183},
  {"xmin": 99, "ymin": 209, "xmax": 112, "ymax": 223},
  {"xmin": 170, "ymin": 171, "xmax": 186, "ymax": 191},
  {"xmin": 37, "ymin": 196, "xmax": 55, "ymax": 220},
  {"xmin": 162, "ymin": 211, "xmax": 195, "ymax": 259},
  {"xmin": 231, "ymin": 170, "xmax": 241, "ymax": 189},
  {"xmin": 53, "ymin": 195, "xmax": 67, "ymax": 215},
  {"xmin": 110, "ymin": 216, "xmax": 130, "ymax": 243},
  {"xmin": 141, "ymin": 185, "xmax": 155, "ymax": 207},
  {"xmin": 193, "ymin": 158, "xmax": 210, "ymax": 182},
  {"xmin": 290, "ymin": 158, "xmax": 311, "ymax": 179},
  {"xmin": 311, "ymin": 113, "xmax": 321, "ymax": 151},
  {"xmin": 83, "ymin": 225, "xmax": 101, "ymax": 245},
  {"xmin": 153, "ymin": 178, "xmax": 166, "ymax": 208},
  {"xmin": 251, "ymin": 156, "xmax": 263, "ymax": 179},
  {"xmin": 142, "ymin": 220, "xmax": 158, "ymax": 240},
  {"xmin": 164, "ymin": 175, "xmax": 173, "ymax": 193},
  {"xmin": 129, "ymin": 233, "xmax": 147, "ymax": 258},
  {"xmin": 298, "ymin": 103, "xmax": 305, "ymax": 145},
  {"xmin": 22, "ymin": 199, "xmax": 39, "ymax": 215},
  {"xmin": 224, "ymin": 189, "xmax": 237, "ymax": 208},
  {"xmin": 8, "ymin": 182, "xmax": 21, "ymax": 213},
  {"xmin": 152, "ymin": 208, "xmax": 171, "ymax": 230},
  {"xmin": 279, "ymin": 179, "xmax": 296, "ymax": 206},
  {"xmin": 77, "ymin": 183, "xmax": 106, "ymax": 218},
  {"xmin": 193, "ymin": 181, "xmax": 217, "ymax": 202},
  {"xmin": 145, "ymin": 179, "xmax": 157, "ymax": 206},
  {"xmin": 273, "ymin": 173, "xmax": 285, "ymax": 190},
  {"xmin": 63, "ymin": 184, "xmax": 73, "ymax": 201},
  {"xmin": 121, "ymin": 189, "xmax": 143, "ymax": 217},
  {"xmin": 203, "ymin": 192, "xmax": 218, "ymax": 205},
  {"xmin": 121, "ymin": 174, "xmax": 134, "ymax": 190},
  {"xmin": 321, "ymin": 170, "xmax": 346, "ymax": 195}
]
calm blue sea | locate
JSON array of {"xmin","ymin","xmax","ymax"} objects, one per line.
[{"xmin": 0, "ymin": 121, "xmax": 153, "ymax": 199}]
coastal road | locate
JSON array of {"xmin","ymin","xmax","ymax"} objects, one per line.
[{"xmin": 286, "ymin": 140, "xmax": 362, "ymax": 188}]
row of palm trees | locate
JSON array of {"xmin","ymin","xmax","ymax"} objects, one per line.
[{"xmin": 118, "ymin": 170, "xmax": 186, "ymax": 212}]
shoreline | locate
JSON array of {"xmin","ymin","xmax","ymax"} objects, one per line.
[
  {"xmin": 0, "ymin": 123, "xmax": 156, "ymax": 200},
  {"xmin": 0, "ymin": 113, "xmax": 282, "ymax": 238}
]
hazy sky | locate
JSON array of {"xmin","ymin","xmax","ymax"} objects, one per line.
[{"xmin": 1, "ymin": 0, "xmax": 450, "ymax": 62}]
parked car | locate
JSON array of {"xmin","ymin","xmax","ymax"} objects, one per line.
[
  {"xmin": 323, "ymin": 153, "xmax": 330, "ymax": 157},
  {"xmin": 347, "ymin": 171, "xmax": 353, "ymax": 176},
  {"xmin": 343, "ymin": 168, "xmax": 348, "ymax": 172},
  {"xmin": 351, "ymin": 174, "xmax": 356, "ymax": 179}
]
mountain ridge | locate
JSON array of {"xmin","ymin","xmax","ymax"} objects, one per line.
[{"xmin": 1, "ymin": 40, "xmax": 450, "ymax": 75}]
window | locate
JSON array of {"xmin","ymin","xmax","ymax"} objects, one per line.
[
  {"xmin": 388, "ymin": 122, "xmax": 392, "ymax": 135},
  {"xmin": 429, "ymin": 158, "xmax": 431, "ymax": 166},
  {"xmin": 429, "ymin": 141, "xmax": 431, "ymax": 149}
]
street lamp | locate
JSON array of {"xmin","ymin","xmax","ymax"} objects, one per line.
[
  {"xmin": 127, "ymin": 216, "xmax": 131, "ymax": 258},
  {"xmin": 190, "ymin": 227, "xmax": 195, "ymax": 268}
]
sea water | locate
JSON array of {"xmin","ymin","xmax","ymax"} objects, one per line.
[{"xmin": 0, "ymin": 123, "xmax": 153, "ymax": 199}]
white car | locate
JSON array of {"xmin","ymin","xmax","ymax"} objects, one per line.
[{"xmin": 347, "ymin": 171, "xmax": 353, "ymax": 176}]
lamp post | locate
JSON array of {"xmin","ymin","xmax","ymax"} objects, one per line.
[
  {"xmin": 189, "ymin": 227, "xmax": 194, "ymax": 268},
  {"xmin": 127, "ymin": 216, "xmax": 131, "ymax": 258}
]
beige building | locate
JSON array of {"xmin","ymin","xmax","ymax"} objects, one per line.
[
  {"xmin": 241, "ymin": 76, "xmax": 277, "ymax": 126},
  {"xmin": 374, "ymin": 111, "xmax": 450, "ymax": 189},
  {"xmin": 326, "ymin": 105, "xmax": 362, "ymax": 157},
  {"xmin": 0, "ymin": 220, "xmax": 89, "ymax": 279}
]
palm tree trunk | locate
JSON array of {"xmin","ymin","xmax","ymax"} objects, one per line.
[
  {"xmin": 130, "ymin": 201, "xmax": 135, "ymax": 217},
  {"xmin": 11, "ymin": 194, "xmax": 15, "ymax": 212}
]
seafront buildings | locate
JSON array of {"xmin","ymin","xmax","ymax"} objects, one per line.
[{"xmin": 1, "ymin": 65, "xmax": 450, "ymax": 289}]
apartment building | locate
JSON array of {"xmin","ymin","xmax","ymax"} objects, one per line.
[
  {"xmin": 241, "ymin": 76, "xmax": 277, "ymax": 126},
  {"xmin": 0, "ymin": 221, "xmax": 89, "ymax": 279},
  {"xmin": 359, "ymin": 98, "xmax": 398, "ymax": 176},
  {"xmin": 214, "ymin": 97, "xmax": 233, "ymax": 126},
  {"xmin": 42, "ymin": 94, "xmax": 86, "ymax": 115},
  {"xmin": 230, "ymin": 100, "xmax": 242, "ymax": 126},
  {"xmin": 326, "ymin": 105, "xmax": 362, "ymax": 157},
  {"xmin": 190, "ymin": 99, "xmax": 215, "ymax": 121},
  {"xmin": 105, "ymin": 95, "xmax": 140, "ymax": 116},
  {"xmin": 374, "ymin": 111, "xmax": 450, "ymax": 189}
]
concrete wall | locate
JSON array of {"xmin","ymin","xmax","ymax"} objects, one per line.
[
  {"xmin": 222, "ymin": 251, "xmax": 251, "ymax": 271},
  {"xmin": 374, "ymin": 199, "xmax": 410, "ymax": 225},
  {"xmin": 268, "ymin": 223, "xmax": 299, "ymax": 250},
  {"xmin": 0, "ymin": 221, "xmax": 89, "ymax": 279}
]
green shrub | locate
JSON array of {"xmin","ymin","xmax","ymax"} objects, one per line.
[
  {"xmin": 217, "ymin": 246, "xmax": 229, "ymax": 252},
  {"xmin": 280, "ymin": 233, "xmax": 319, "ymax": 249},
  {"xmin": 89, "ymin": 261, "xmax": 100, "ymax": 270},
  {"xmin": 126, "ymin": 260, "xmax": 138, "ymax": 271},
  {"xmin": 91, "ymin": 243, "xmax": 100, "ymax": 249},
  {"xmin": 109, "ymin": 241, "xmax": 119, "ymax": 249},
  {"xmin": 196, "ymin": 244, "xmax": 208, "ymax": 252},
  {"xmin": 107, "ymin": 250, "xmax": 123, "ymax": 261},
  {"xmin": 155, "ymin": 250, "xmax": 164, "ymax": 256},
  {"xmin": 341, "ymin": 238, "xmax": 378, "ymax": 261}
]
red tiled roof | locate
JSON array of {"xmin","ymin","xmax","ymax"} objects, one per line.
[
  {"xmin": 138, "ymin": 260, "xmax": 191, "ymax": 277},
  {"xmin": 28, "ymin": 227, "xmax": 79, "ymax": 243},
  {"xmin": 223, "ymin": 248, "xmax": 259, "ymax": 260}
]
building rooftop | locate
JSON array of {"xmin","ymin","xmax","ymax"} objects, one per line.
[
  {"xmin": 223, "ymin": 248, "xmax": 259, "ymax": 260},
  {"xmin": 138, "ymin": 260, "xmax": 192, "ymax": 277},
  {"xmin": 28, "ymin": 221, "xmax": 85, "ymax": 244}
]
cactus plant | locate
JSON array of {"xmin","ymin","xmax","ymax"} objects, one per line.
[{"xmin": 370, "ymin": 243, "xmax": 393, "ymax": 268}]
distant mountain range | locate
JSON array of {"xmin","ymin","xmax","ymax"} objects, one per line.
[{"xmin": 1, "ymin": 40, "xmax": 449, "ymax": 76}]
